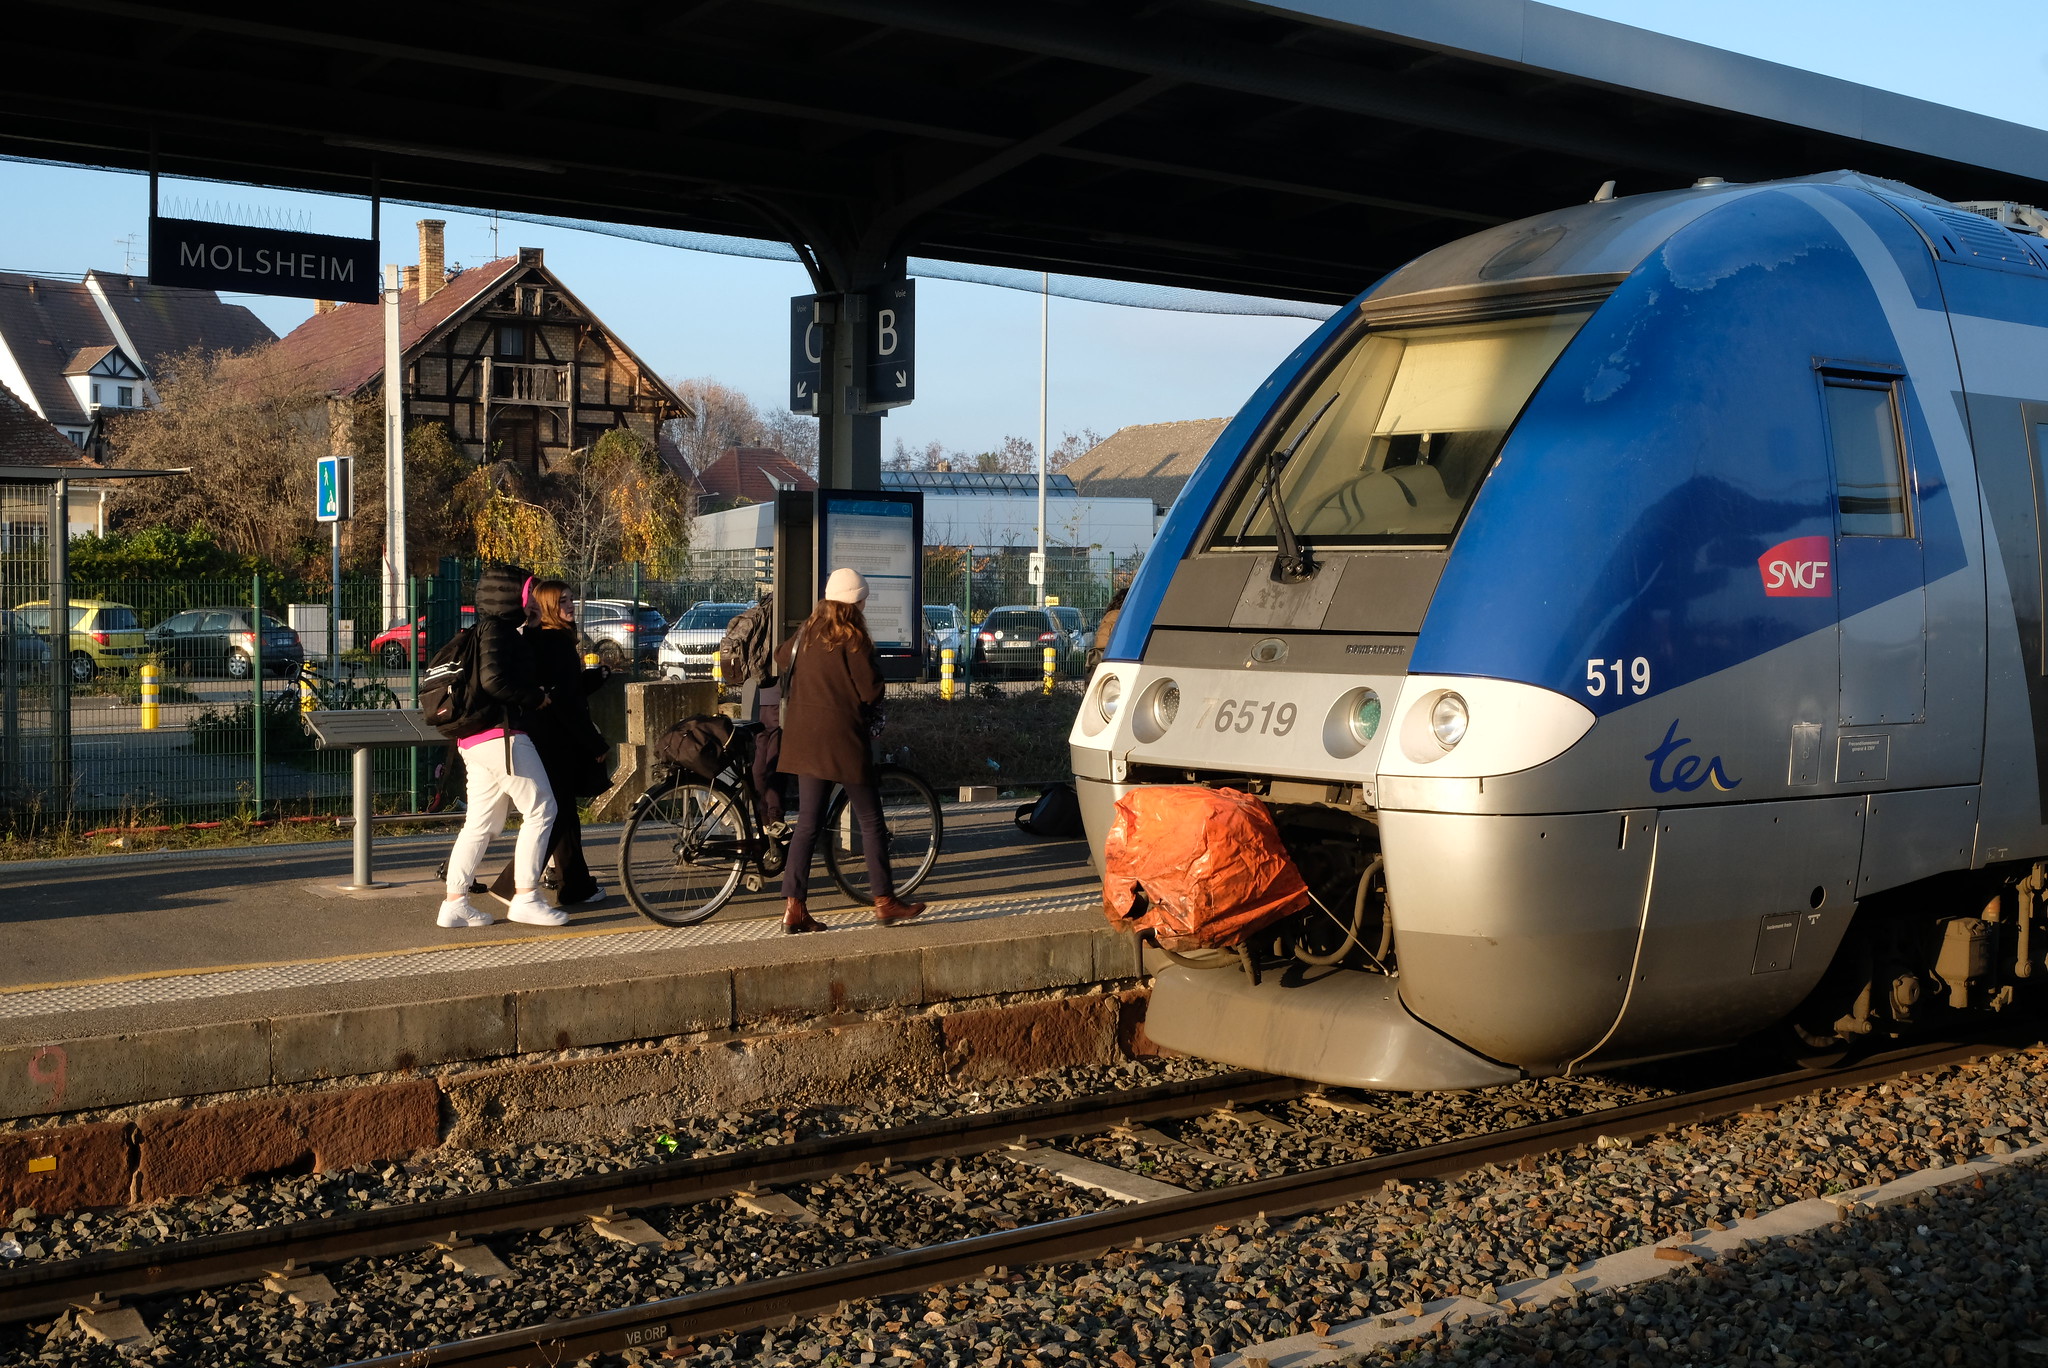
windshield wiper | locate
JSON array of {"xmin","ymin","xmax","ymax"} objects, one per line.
[{"xmin": 1260, "ymin": 391, "xmax": 1338, "ymax": 583}]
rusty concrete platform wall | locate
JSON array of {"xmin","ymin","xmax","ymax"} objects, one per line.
[{"xmin": 0, "ymin": 974, "xmax": 1156, "ymax": 1216}]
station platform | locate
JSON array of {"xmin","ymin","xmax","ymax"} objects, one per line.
[{"xmin": 0, "ymin": 801, "xmax": 1130, "ymax": 1127}]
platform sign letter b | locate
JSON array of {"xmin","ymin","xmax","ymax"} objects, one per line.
[{"xmin": 864, "ymin": 280, "xmax": 914, "ymax": 410}]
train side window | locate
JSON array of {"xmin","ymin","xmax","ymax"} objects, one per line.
[{"xmin": 1822, "ymin": 377, "xmax": 1911, "ymax": 537}]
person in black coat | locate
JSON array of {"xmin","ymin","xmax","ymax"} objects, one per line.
[
  {"xmin": 489, "ymin": 579, "xmax": 610, "ymax": 906},
  {"xmin": 439, "ymin": 562, "xmax": 562, "ymax": 929}
]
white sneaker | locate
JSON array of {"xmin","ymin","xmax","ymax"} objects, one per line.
[
  {"xmin": 507, "ymin": 891, "xmax": 568, "ymax": 926},
  {"xmin": 437, "ymin": 896, "xmax": 493, "ymax": 928}
]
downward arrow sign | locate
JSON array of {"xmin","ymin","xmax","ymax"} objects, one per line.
[{"xmin": 895, "ymin": 370, "xmax": 908, "ymax": 387}]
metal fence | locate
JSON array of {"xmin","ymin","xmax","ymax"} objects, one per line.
[{"xmin": 0, "ymin": 547, "xmax": 1127, "ymax": 832}]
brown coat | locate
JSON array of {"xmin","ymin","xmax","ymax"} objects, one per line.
[{"xmin": 774, "ymin": 629, "xmax": 884, "ymax": 787}]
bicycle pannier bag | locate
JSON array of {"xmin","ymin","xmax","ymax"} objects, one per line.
[
  {"xmin": 1102, "ymin": 786, "xmax": 1309, "ymax": 951},
  {"xmin": 655, "ymin": 714, "xmax": 736, "ymax": 781}
]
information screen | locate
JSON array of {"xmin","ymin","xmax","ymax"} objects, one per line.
[{"xmin": 819, "ymin": 495, "xmax": 921, "ymax": 650}]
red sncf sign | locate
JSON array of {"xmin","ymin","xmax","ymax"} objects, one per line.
[{"xmin": 1758, "ymin": 535, "xmax": 1832, "ymax": 598}]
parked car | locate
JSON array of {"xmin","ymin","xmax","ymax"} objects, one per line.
[
  {"xmin": 580, "ymin": 598, "xmax": 668, "ymax": 669},
  {"xmin": 368, "ymin": 606, "xmax": 477, "ymax": 669},
  {"xmin": 972, "ymin": 605, "xmax": 1083, "ymax": 679},
  {"xmin": 1049, "ymin": 604, "xmax": 1093, "ymax": 663},
  {"xmin": 145, "ymin": 607, "xmax": 304, "ymax": 679},
  {"xmin": 658, "ymin": 601, "xmax": 751, "ymax": 681},
  {"xmin": 12, "ymin": 599, "xmax": 147, "ymax": 684},
  {"xmin": 923, "ymin": 603, "xmax": 963, "ymax": 678},
  {"xmin": 0, "ymin": 608, "xmax": 51, "ymax": 681}
]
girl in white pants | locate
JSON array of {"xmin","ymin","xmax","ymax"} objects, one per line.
[{"xmin": 441, "ymin": 732, "xmax": 559, "ymax": 926}]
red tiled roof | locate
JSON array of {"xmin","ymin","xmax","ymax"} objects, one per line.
[
  {"xmin": 0, "ymin": 378, "xmax": 94, "ymax": 467},
  {"xmin": 696, "ymin": 446, "xmax": 816, "ymax": 504},
  {"xmin": 265, "ymin": 256, "xmax": 523, "ymax": 397}
]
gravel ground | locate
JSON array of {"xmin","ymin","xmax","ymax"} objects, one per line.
[
  {"xmin": 8, "ymin": 1048, "xmax": 2044, "ymax": 1367},
  {"xmin": 616, "ymin": 1047, "xmax": 2048, "ymax": 1368}
]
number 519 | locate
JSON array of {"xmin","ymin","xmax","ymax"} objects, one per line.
[{"xmin": 1586, "ymin": 657, "xmax": 1650, "ymax": 697}]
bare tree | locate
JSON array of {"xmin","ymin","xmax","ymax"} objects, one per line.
[
  {"xmin": 665, "ymin": 377, "xmax": 818, "ymax": 478},
  {"xmin": 104, "ymin": 345, "xmax": 327, "ymax": 571}
]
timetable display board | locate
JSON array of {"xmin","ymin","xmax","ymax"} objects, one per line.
[{"xmin": 815, "ymin": 489, "xmax": 924, "ymax": 680}]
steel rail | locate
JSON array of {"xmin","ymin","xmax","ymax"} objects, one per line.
[
  {"xmin": 334, "ymin": 1036, "xmax": 2022, "ymax": 1368},
  {"xmin": 0, "ymin": 1071, "xmax": 1303, "ymax": 1322}
]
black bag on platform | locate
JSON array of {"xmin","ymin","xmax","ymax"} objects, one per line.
[{"xmin": 1015, "ymin": 782, "xmax": 1086, "ymax": 839}]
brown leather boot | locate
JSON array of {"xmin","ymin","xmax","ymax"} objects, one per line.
[
  {"xmin": 873, "ymin": 896, "xmax": 926, "ymax": 925},
  {"xmin": 783, "ymin": 897, "xmax": 825, "ymax": 934}
]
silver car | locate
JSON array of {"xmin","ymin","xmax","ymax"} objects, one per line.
[
  {"xmin": 578, "ymin": 599, "xmax": 668, "ymax": 669},
  {"xmin": 658, "ymin": 601, "xmax": 750, "ymax": 681}
]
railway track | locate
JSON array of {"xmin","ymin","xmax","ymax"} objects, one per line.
[{"xmin": 3, "ymin": 1036, "xmax": 2017, "ymax": 1366}]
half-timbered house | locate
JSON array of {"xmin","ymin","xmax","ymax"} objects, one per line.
[{"xmin": 270, "ymin": 221, "xmax": 691, "ymax": 472}]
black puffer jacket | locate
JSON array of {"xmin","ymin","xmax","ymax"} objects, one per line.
[{"xmin": 459, "ymin": 562, "xmax": 546, "ymax": 738}]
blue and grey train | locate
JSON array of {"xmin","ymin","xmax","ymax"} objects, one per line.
[{"xmin": 1069, "ymin": 171, "xmax": 2048, "ymax": 1090}]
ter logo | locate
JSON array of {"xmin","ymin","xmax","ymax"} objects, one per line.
[{"xmin": 1758, "ymin": 535, "xmax": 1831, "ymax": 598}]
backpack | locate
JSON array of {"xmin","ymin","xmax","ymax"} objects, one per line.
[
  {"xmin": 718, "ymin": 594, "xmax": 776, "ymax": 689},
  {"xmin": 1015, "ymin": 781, "xmax": 1086, "ymax": 839},
  {"xmin": 419, "ymin": 626, "xmax": 482, "ymax": 740},
  {"xmin": 655, "ymin": 714, "xmax": 737, "ymax": 781}
]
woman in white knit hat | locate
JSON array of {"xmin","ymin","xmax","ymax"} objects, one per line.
[{"xmin": 770, "ymin": 566, "xmax": 926, "ymax": 932}]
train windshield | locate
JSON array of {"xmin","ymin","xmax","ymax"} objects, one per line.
[{"xmin": 1214, "ymin": 309, "xmax": 1591, "ymax": 548}]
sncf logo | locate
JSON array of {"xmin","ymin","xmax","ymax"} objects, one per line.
[{"xmin": 1759, "ymin": 535, "xmax": 1832, "ymax": 598}]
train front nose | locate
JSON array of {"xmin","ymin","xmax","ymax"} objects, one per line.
[{"xmin": 1376, "ymin": 808, "xmax": 1652, "ymax": 1072}]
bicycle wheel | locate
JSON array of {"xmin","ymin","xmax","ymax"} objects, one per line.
[
  {"xmin": 618, "ymin": 780, "xmax": 747, "ymax": 926},
  {"xmin": 823, "ymin": 765, "xmax": 943, "ymax": 904}
]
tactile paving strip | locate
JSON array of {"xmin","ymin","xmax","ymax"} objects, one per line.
[{"xmin": 0, "ymin": 889, "xmax": 1102, "ymax": 1020}]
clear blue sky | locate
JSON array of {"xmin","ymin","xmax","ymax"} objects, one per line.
[{"xmin": 0, "ymin": 0, "xmax": 2042, "ymax": 455}]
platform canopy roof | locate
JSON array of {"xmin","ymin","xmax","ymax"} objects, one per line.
[{"xmin": 10, "ymin": 0, "xmax": 2048, "ymax": 304}]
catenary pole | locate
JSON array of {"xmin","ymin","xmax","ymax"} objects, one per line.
[
  {"xmin": 1036, "ymin": 271, "xmax": 1048, "ymax": 607},
  {"xmin": 382, "ymin": 263, "xmax": 407, "ymax": 628}
]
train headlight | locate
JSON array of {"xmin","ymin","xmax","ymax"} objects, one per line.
[
  {"xmin": 1097, "ymin": 674, "xmax": 1123, "ymax": 723},
  {"xmin": 1349, "ymin": 689, "xmax": 1383, "ymax": 745},
  {"xmin": 1131, "ymin": 678, "xmax": 1180, "ymax": 743},
  {"xmin": 1430, "ymin": 692, "xmax": 1469, "ymax": 749},
  {"xmin": 1153, "ymin": 682, "xmax": 1181, "ymax": 730}
]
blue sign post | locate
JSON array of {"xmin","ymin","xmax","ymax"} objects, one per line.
[{"xmin": 315, "ymin": 456, "xmax": 349, "ymax": 672}]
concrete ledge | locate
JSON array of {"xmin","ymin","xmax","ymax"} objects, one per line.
[
  {"xmin": 135, "ymin": 1079, "xmax": 441, "ymax": 1201},
  {"xmin": 1, "ymin": 921, "xmax": 1139, "ymax": 1123}
]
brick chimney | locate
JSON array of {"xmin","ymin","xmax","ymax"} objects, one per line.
[
  {"xmin": 402, "ymin": 265, "xmax": 419, "ymax": 297},
  {"xmin": 315, "ymin": 299, "xmax": 337, "ymax": 315},
  {"xmin": 417, "ymin": 219, "xmax": 446, "ymax": 302}
]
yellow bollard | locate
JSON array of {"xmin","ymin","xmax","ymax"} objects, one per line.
[
  {"xmin": 139, "ymin": 662, "xmax": 160, "ymax": 731},
  {"xmin": 1042, "ymin": 644, "xmax": 1056, "ymax": 696},
  {"xmin": 299, "ymin": 660, "xmax": 319, "ymax": 713},
  {"xmin": 712, "ymin": 656, "xmax": 723, "ymax": 690},
  {"xmin": 940, "ymin": 646, "xmax": 955, "ymax": 701}
]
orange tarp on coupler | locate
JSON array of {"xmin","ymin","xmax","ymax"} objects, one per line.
[{"xmin": 1102, "ymin": 786, "xmax": 1310, "ymax": 951}]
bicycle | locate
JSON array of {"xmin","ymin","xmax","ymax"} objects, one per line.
[
  {"xmin": 617, "ymin": 721, "xmax": 943, "ymax": 927},
  {"xmin": 295, "ymin": 659, "xmax": 402, "ymax": 711}
]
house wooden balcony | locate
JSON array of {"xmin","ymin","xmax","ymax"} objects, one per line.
[{"xmin": 484, "ymin": 360, "xmax": 571, "ymax": 407}]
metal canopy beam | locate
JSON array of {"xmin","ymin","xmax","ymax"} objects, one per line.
[{"xmin": 4, "ymin": 0, "xmax": 2045, "ymax": 306}]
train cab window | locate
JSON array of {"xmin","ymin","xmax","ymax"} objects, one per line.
[
  {"xmin": 1213, "ymin": 309, "xmax": 1591, "ymax": 548},
  {"xmin": 1823, "ymin": 378, "xmax": 1911, "ymax": 537}
]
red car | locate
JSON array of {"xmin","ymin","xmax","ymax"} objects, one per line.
[{"xmin": 370, "ymin": 606, "xmax": 475, "ymax": 668}]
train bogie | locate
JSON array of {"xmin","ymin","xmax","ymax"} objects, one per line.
[{"xmin": 1074, "ymin": 172, "xmax": 2048, "ymax": 1089}]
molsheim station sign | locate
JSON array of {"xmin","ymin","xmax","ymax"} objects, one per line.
[{"xmin": 149, "ymin": 216, "xmax": 379, "ymax": 304}]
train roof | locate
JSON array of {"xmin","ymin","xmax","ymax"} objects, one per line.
[{"xmin": 1360, "ymin": 171, "xmax": 1962, "ymax": 316}]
